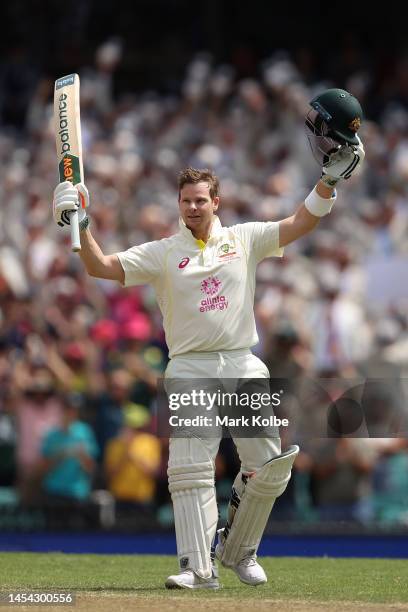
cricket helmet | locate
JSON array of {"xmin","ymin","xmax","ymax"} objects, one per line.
[{"xmin": 305, "ymin": 88, "xmax": 364, "ymax": 164}]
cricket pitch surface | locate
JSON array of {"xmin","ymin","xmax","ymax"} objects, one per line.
[{"xmin": 1, "ymin": 553, "xmax": 407, "ymax": 611}]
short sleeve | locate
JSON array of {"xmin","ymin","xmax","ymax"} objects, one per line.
[
  {"xmin": 232, "ymin": 222, "xmax": 284, "ymax": 262},
  {"xmin": 131, "ymin": 434, "xmax": 161, "ymax": 469},
  {"xmin": 81, "ymin": 425, "xmax": 98, "ymax": 459},
  {"xmin": 41, "ymin": 431, "xmax": 56, "ymax": 458},
  {"xmin": 116, "ymin": 240, "xmax": 165, "ymax": 287}
]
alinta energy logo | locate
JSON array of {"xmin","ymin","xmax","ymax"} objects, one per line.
[
  {"xmin": 199, "ymin": 276, "xmax": 228, "ymax": 312},
  {"xmin": 201, "ymin": 276, "xmax": 221, "ymax": 296}
]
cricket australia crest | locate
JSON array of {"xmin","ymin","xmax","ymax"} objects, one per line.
[{"xmin": 349, "ymin": 117, "xmax": 361, "ymax": 132}]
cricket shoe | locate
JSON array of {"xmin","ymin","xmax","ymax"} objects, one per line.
[
  {"xmin": 215, "ymin": 531, "xmax": 267, "ymax": 586},
  {"xmin": 165, "ymin": 567, "xmax": 220, "ymax": 590}
]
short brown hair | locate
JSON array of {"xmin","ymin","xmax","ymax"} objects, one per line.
[{"xmin": 178, "ymin": 167, "xmax": 219, "ymax": 200}]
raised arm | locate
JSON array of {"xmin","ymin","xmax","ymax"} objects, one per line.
[
  {"xmin": 279, "ymin": 138, "xmax": 365, "ymax": 248},
  {"xmin": 279, "ymin": 180, "xmax": 334, "ymax": 248},
  {"xmin": 53, "ymin": 181, "xmax": 124, "ymax": 282},
  {"xmin": 79, "ymin": 228, "xmax": 124, "ymax": 282}
]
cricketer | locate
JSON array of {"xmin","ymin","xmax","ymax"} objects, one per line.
[{"xmin": 53, "ymin": 88, "xmax": 365, "ymax": 589}]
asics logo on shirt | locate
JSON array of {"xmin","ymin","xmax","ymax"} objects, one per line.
[{"xmin": 178, "ymin": 257, "xmax": 190, "ymax": 269}]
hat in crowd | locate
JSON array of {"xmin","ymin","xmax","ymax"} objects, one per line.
[
  {"xmin": 121, "ymin": 312, "xmax": 152, "ymax": 342},
  {"xmin": 63, "ymin": 342, "xmax": 86, "ymax": 362},
  {"xmin": 91, "ymin": 319, "xmax": 119, "ymax": 345},
  {"xmin": 123, "ymin": 402, "xmax": 151, "ymax": 429}
]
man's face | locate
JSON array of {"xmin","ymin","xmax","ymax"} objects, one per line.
[{"xmin": 178, "ymin": 182, "xmax": 219, "ymax": 235}]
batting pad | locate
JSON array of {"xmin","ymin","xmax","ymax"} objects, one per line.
[
  {"xmin": 220, "ymin": 445, "xmax": 299, "ymax": 567},
  {"xmin": 168, "ymin": 438, "xmax": 218, "ymax": 579}
]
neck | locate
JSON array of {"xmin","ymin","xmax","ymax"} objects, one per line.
[
  {"xmin": 191, "ymin": 229, "xmax": 210, "ymax": 242},
  {"xmin": 187, "ymin": 217, "xmax": 214, "ymax": 243}
]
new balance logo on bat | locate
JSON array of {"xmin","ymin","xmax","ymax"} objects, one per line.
[
  {"xmin": 63, "ymin": 156, "xmax": 73, "ymax": 180},
  {"xmin": 57, "ymin": 93, "xmax": 71, "ymax": 155},
  {"xmin": 58, "ymin": 154, "xmax": 81, "ymax": 185}
]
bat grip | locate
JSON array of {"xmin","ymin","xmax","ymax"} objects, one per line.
[{"xmin": 69, "ymin": 210, "xmax": 81, "ymax": 252}]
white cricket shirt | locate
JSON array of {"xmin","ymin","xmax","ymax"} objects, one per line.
[{"xmin": 117, "ymin": 216, "xmax": 283, "ymax": 357}]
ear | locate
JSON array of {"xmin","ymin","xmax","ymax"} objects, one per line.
[{"xmin": 213, "ymin": 196, "xmax": 220, "ymax": 212}]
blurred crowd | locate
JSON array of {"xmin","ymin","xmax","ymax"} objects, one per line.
[{"xmin": 1, "ymin": 42, "xmax": 408, "ymax": 530}]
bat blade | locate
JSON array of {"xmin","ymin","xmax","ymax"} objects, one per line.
[{"xmin": 54, "ymin": 73, "xmax": 84, "ymax": 252}]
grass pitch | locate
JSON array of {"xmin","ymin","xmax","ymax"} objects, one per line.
[{"xmin": 1, "ymin": 553, "xmax": 407, "ymax": 611}]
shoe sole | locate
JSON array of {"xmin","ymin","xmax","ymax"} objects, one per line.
[{"xmin": 165, "ymin": 579, "xmax": 220, "ymax": 590}]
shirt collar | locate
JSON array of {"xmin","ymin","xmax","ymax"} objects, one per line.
[{"xmin": 178, "ymin": 215, "xmax": 223, "ymax": 244}]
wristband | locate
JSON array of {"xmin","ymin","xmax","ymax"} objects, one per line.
[
  {"xmin": 79, "ymin": 215, "xmax": 90, "ymax": 232},
  {"xmin": 305, "ymin": 187, "xmax": 337, "ymax": 217},
  {"xmin": 321, "ymin": 174, "xmax": 340, "ymax": 188}
]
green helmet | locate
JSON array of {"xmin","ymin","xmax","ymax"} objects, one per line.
[{"xmin": 309, "ymin": 88, "xmax": 363, "ymax": 145}]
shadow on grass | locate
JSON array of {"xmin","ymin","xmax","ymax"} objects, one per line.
[{"xmin": 74, "ymin": 585, "xmax": 261, "ymax": 596}]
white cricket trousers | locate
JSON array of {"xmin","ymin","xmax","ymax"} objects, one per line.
[{"xmin": 165, "ymin": 348, "xmax": 281, "ymax": 471}]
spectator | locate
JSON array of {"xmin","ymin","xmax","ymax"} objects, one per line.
[
  {"xmin": 93, "ymin": 368, "xmax": 136, "ymax": 457},
  {"xmin": 37, "ymin": 392, "xmax": 98, "ymax": 502},
  {"xmin": 0, "ymin": 41, "xmax": 408, "ymax": 528},
  {"xmin": 309, "ymin": 439, "xmax": 377, "ymax": 523},
  {"xmin": 372, "ymin": 441, "xmax": 408, "ymax": 525},
  {"xmin": 14, "ymin": 367, "xmax": 63, "ymax": 503},
  {"xmin": 104, "ymin": 403, "xmax": 161, "ymax": 507},
  {"xmin": 0, "ymin": 392, "xmax": 17, "ymax": 487}
]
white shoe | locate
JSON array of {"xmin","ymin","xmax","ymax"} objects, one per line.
[
  {"xmin": 165, "ymin": 569, "xmax": 220, "ymax": 590},
  {"xmin": 232, "ymin": 556, "xmax": 267, "ymax": 586},
  {"xmin": 215, "ymin": 534, "xmax": 267, "ymax": 586}
]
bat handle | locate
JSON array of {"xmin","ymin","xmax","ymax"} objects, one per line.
[{"xmin": 70, "ymin": 210, "xmax": 81, "ymax": 252}]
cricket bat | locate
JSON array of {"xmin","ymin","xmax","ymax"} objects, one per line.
[{"xmin": 54, "ymin": 73, "xmax": 84, "ymax": 252}]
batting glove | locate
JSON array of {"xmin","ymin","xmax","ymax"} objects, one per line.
[
  {"xmin": 53, "ymin": 181, "xmax": 90, "ymax": 231},
  {"xmin": 321, "ymin": 136, "xmax": 365, "ymax": 187}
]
